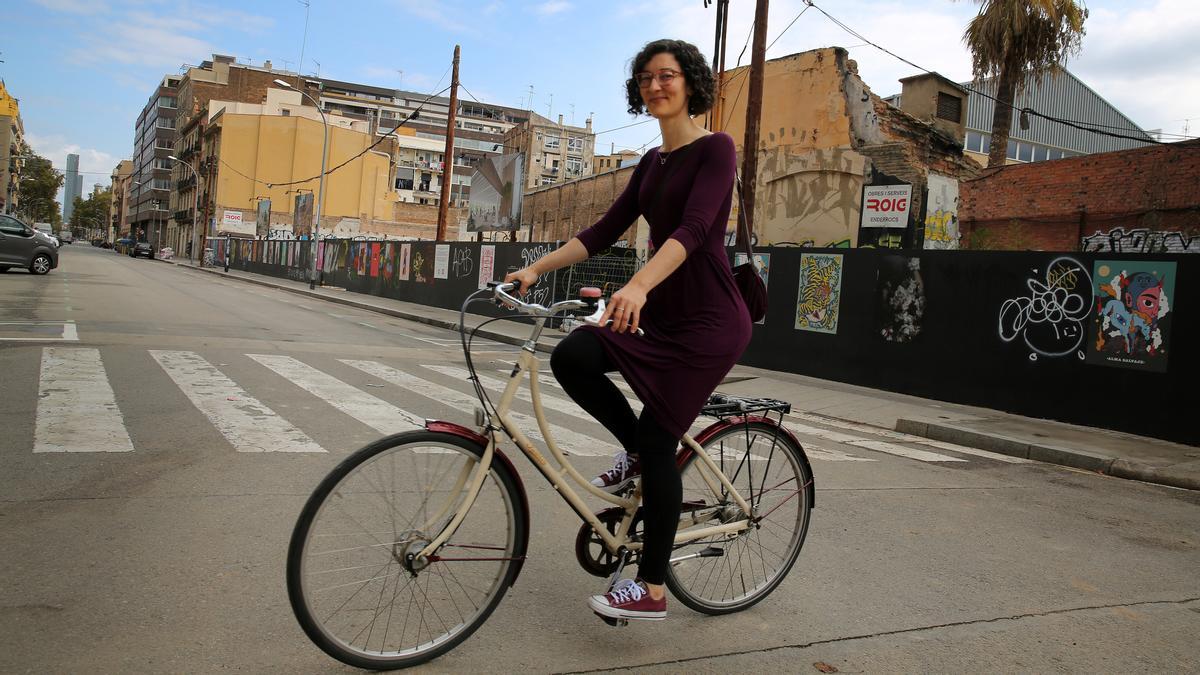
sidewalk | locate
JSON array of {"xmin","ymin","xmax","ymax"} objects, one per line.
[{"xmin": 167, "ymin": 258, "xmax": 1200, "ymax": 492}]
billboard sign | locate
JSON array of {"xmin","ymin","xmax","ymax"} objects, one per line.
[
  {"xmin": 256, "ymin": 199, "xmax": 271, "ymax": 239},
  {"xmin": 467, "ymin": 153, "xmax": 524, "ymax": 232},
  {"xmin": 860, "ymin": 184, "xmax": 912, "ymax": 229},
  {"xmin": 294, "ymin": 193, "xmax": 314, "ymax": 239}
]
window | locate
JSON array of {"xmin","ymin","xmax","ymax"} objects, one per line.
[
  {"xmin": 965, "ymin": 131, "xmax": 982, "ymax": 153},
  {"xmin": 1018, "ymin": 142, "xmax": 1033, "ymax": 162},
  {"xmin": 936, "ymin": 92, "xmax": 962, "ymax": 123},
  {"xmin": 0, "ymin": 215, "xmax": 26, "ymax": 235},
  {"xmin": 544, "ymin": 135, "xmax": 560, "ymax": 150},
  {"xmin": 1034, "ymin": 146, "xmax": 1049, "ymax": 162},
  {"xmin": 1007, "ymin": 140, "xmax": 1018, "ymax": 160},
  {"xmin": 159, "ymin": 97, "xmax": 177, "ymax": 108},
  {"xmin": 566, "ymin": 157, "xmax": 582, "ymax": 174},
  {"xmin": 541, "ymin": 177, "xmax": 554, "ymax": 185},
  {"xmin": 567, "ymin": 137, "xmax": 584, "ymax": 154}
]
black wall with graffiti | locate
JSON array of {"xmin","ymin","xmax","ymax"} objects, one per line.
[
  {"xmin": 214, "ymin": 238, "xmax": 1195, "ymax": 445},
  {"xmin": 741, "ymin": 248, "xmax": 1194, "ymax": 445}
]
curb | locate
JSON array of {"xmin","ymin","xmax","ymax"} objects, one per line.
[
  {"xmin": 171, "ymin": 262, "xmax": 563, "ymax": 354},
  {"xmin": 896, "ymin": 419, "xmax": 1200, "ymax": 491}
]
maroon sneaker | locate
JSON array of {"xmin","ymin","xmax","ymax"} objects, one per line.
[
  {"xmin": 591, "ymin": 451, "xmax": 640, "ymax": 494},
  {"xmin": 588, "ymin": 578, "xmax": 666, "ymax": 621}
]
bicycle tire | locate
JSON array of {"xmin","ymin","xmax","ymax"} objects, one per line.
[
  {"xmin": 666, "ymin": 420, "xmax": 813, "ymax": 615},
  {"xmin": 287, "ymin": 430, "xmax": 527, "ymax": 670}
]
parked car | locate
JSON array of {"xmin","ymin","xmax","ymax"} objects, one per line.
[
  {"xmin": 33, "ymin": 222, "xmax": 59, "ymax": 247},
  {"xmin": 0, "ymin": 214, "xmax": 60, "ymax": 274},
  {"xmin": 131, "ymin": 241, "xmax": 154, "ymax": 259},
  {"xmin": 114, "ymin": 237, "xmax": 134, "ymax": 254},
  {"xmin": 58, "ymin": 230, "xmax": 73, "ymax": 244}
]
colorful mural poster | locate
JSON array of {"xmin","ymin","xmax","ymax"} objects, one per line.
[
  {"xmin": 434, "ymin": 244, "xmax": 450, "ymax": 279},
  {"xmin": 1086, "ymin": 260, "xmax": 1176, "ymax": 372},
  {"xmin": 795, "ymin": 253, "xmax": 843, "ymax": 334},
  {"xmin": 876, "ymin": 255, "xmax": 925, "ymax": 342},
  {"xmin": 478, "ymin": 245, "xmax": 496, "ymax": 289},
  {"xmin": 399, "ymin": 243, "xmax": 411, "ymax": 281},
  {"xmin": 370, "ymin": 243, "xmax": 381, "ymax": 277},
  {"xmin": 734, "ymin": 252, "xmax": 770, "ymax": 324}
]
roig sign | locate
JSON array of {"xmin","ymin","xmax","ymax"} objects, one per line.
[{"xmin": 860, "ymin": 184, "xmax": 912, "ymax": 229}]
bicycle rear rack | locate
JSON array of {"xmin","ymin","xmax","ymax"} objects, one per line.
[{"xmin": 700, "ymin": 393, "xmax": 791, "ymax": 419}]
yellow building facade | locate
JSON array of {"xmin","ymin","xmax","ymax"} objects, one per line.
[{"xmin": 210, "ymin": 111, "xmax": 396, "ymax": 237}]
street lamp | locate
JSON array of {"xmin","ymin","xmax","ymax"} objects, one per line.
[
  {"xmin": 274, "ymin": 78, "xmax": 328, "ymax": 289},
  {"xmin": 167, "ymin": 155, "xmax": 200, "ymax": 264}
]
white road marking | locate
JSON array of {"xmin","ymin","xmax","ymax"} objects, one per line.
[
  {"xmin": 802, "ymin": 443, "xmax": 876, "ymax": 462},
  {"xmin": 342, "ymin": 360, "xmax": 609, "ymax": 457},
  {"xmin": 152, "ymin": 351, "xmax": 325, "ymax": 453},
  {"xmin": 34, "ymin": 348, "xmax": 133, "ymax": 453},
  {"xmin": 785, "ymin": 421, "xmax": 965, "ymax": 462},
  {"xmin": 791, "ymin": 412, "xmax": 1033, "ymax": 464},
  {"xmin": 247, "ymin": 354, "xmax": 425, "ymax": 434}
]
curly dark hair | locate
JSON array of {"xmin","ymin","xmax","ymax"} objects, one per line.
[{"xmin": 625, "ymin": 39, "xmax": 716, "ymax": 117}]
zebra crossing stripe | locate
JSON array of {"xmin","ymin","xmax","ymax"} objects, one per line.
[
  {"xmin": 246, "ymin": 354, "xmax": 425, "ymax": 434},
  {"xmin": 342, "ymin": 360, "xmax": 609, "ymax": 457},
  {"xmin": 34, "ymin": 347, "xmax": 133, "ymax": 453},
  {"xmin": 791, "ymin": 412, "xmax": 1033, "ymax": 464},
  {"xmin": 151, "ymin": 351, "xmax": 325, "ymax": 453},
  {"xmin": 803, "ymin": 443, "xmax": 877, "ymax": 462},
  {"xmin": 785, "ymin": 421, "xmax": 965, "ymax": 462}
]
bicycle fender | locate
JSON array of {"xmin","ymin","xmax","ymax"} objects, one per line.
[
  {"xmin": 679, "ymin": 416, "xmax": 815, "ymax": 509},
  {"xmin": 424, "ymin": 420, "xmax": 532, "ymax": 582}
]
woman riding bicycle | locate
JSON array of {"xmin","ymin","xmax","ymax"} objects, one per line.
[{"xmin": 505, "ymin": 38, "xmax": 751, "ymax": 621}]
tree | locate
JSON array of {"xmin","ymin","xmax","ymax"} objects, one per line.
[
  {"xmin": 16, "ymin": 153, "xmax": 64, "ymax": 224},
  {"xmin": 962, "ymin": 0, "xmax": 1087, "ymax": 168},
  {"xmin": 70, "ymin": 188, "xmax": 112, "ymax": 236}
]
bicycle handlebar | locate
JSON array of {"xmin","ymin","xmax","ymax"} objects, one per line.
[{"xmin": 490, "ymin": 282, "xmax": 644, "ymax": 336}]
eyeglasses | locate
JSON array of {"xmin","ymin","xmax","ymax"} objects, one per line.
[{"xmin": 634, "ymin": 69, "xmax": 681, "ymax": 89}]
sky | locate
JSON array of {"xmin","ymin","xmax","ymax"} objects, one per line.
[{"xmin": 4, "ymin": 0, "xmax": 1198, "ymax": 200}]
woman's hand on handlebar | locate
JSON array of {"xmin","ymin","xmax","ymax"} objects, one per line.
[
  {"xmin": 599, "ymin": 284, "xmax": 647, "ymax": 334},
  {"xmin": 503, "ymin": 267, "xmax": 539, "ymax": 296}
]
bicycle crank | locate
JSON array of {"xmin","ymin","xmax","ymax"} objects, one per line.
[{"xmin": 574, "ymin": 506, "xmax": 641, "ymax": 578}]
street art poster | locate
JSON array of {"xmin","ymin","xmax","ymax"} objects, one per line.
[
  {"xmin": 382, "ymin": 243, "xmax": 395, "ymax": 283},
  {"xmin": 795, "ymin": 253, "xmax": 843, "ymax": 334},
  {"xmin": 412, "ymin": 244, "xmax": 431, "ymax": 283},
  {"xmin": 399, "ymin": 243, "xmax": 411, "ymax": 281},
  {"xmin": 923, "ymin": 173, "xmax": 960, "ymax": 250},
  {"xmin": 467, "ymin": 154, "xmax": 523, "ymax": 232},
  {"xmin": 434, "ymin": 244, "xmax": 450, "ymax": 279},
  {"xmin": 370, "ymin": 243, "xmax": 381, "ymax": 278},
  {"xmin": 998, "ymin": 256, "xmax": 1092, "ymax": 361},
  {"xmin": 1085, "ymin": 260, "xmax": 1176, "ymax": 372},
  {"xmin": 478, "ymin": 245, "xmax": 496, "ymax": 289},
  {"xmin": 876, "ymin": 255, "xmax": 925, "ymax": 342},
  {"xmin": 734, "ymin": 252, "xmax": 770, "ymax": 324}
]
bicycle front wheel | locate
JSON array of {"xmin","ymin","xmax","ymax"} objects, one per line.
[
  {"xmin": 666, "ymin": 421, "xmax": 813, "ymax": 614},
  {"xmin": 287, "ymin": 430, "xmax": 527, "ymax": 670}
]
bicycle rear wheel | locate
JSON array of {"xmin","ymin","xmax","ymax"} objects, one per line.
[
  {"xmin": 666, "ymin": 420, "xmax": 813, "ymax": 614},
  {"xmin": 287, "ymin": 430, "xmax": 527, "ymax": 670}
]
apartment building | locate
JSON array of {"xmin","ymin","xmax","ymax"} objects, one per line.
[
  {"xmin": 108, "ymin": 160, "xmax": 134, "ymax": 240},
  {"xmin": 129, "ymin": 76, "xmax": 179, "ymax": 246},
  {"xmin": 502, "ymin": 112, "xmax": 596, "ymax": 190},
  {"xmin": 0, "ymin": 80, "xmax": 26, "ymax": 215},
  {"xmin": 593, "ymin": 148, "xmax": 641, "ymax": 174}
]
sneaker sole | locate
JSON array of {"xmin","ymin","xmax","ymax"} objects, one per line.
[
  {"xmin": 591, "ymin": 476, "xmax": 637, "ymax": 494},
  {"xmin": 587, "ymin": 596, "xmax": 666, "ymax": 621}
]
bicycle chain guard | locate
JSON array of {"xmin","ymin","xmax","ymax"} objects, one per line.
[{"xmin": 574, "ymin": 506, "xmax": 641, "ymax": 578}]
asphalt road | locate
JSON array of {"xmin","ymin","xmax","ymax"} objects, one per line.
[{"xmin": 2, "ymin": 245, "xmax": 1198, "ymax": 673}]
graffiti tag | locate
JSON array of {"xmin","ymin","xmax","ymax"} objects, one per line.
[
  {"xmin": 998, "ymin": 256, "xmax": 1093, "ymax": 361},
  {"xmin": 451, "ymin": 247, "xmax": 474, "ymax": 278},
  {"xmin": 1081, "ymin": 227, "xmax": 1199, "ymax": 254}
]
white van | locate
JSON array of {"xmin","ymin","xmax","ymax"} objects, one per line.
[{"xmin": 58, "ymin": 229, "xmax": 73, "ymax": 244}]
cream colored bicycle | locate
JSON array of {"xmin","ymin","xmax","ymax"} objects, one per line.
[{"xmin": 287, "ymin": 282, "xmax": 815, "ymax": 670}]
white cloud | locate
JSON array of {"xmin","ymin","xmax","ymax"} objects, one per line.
[
  {"xmin": 26, "ymin": 132, "xmax": 122, "ymax": 209},
  {"xmin": 534, "ymin": 1, "xmax": 571, "ymax": 15},
  {"xmin": 34, "ymin": 0, "xmax": 109, "ymax": 14},
  {"xmin": 391, "ymin": 0, "xmax": 474, "ymax": 32}
]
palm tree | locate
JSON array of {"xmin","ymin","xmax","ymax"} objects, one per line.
[{"xmin": 963, "ymin": 0, "xmax": 1087, "ymax": 168}]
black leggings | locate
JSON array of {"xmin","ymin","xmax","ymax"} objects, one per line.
[{"xmin": 550, "ymin": 330, "xmax": 682, "ymax": 586}]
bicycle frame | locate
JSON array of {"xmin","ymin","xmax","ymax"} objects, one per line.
[{"xmin": 418, "ymin": 311, "xmax": 755, "ymax": 562}]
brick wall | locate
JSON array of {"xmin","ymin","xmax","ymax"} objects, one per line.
[
  {"xmin": 523, "ymin": 165, "xmax": 638, "ymax": 244},
  {"xmin": 960, "ymin": 140, "xmax": 1200, "ymax": 251}
]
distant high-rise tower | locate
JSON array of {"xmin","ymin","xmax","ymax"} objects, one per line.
[{"xmin": 63, "ymin": 153, "xmax": 82, "ymax": 222}]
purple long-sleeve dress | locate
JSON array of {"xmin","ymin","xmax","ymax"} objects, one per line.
[{"xmin": 575, "ymin": 132, "xmax": 751, "ymax": 438}]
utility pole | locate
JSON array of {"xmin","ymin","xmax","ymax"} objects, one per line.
[
  {"xmin": 737, "ymin": 0, "xmax": 768, "ymax": 248},
  {"xmin": 435, "ymin": 45, "xmax": 460, "ymax": 241},
  {"xmin": 710, "ymin": 0, "xmax": 729, "ymax": 132}
]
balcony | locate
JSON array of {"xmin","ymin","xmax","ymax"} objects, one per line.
[
  {"xmin": 174, "ymin": 209, "xmax": 192, "ymax": 223},
  {"xmin": 176, "ymin": 176, "xmax": 196, "ymax": 191}
]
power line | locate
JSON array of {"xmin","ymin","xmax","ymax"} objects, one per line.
[{"xmin": 803, "ymin": 0, "xmax": 1168, "ymax": 146}]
